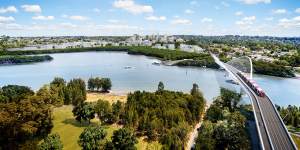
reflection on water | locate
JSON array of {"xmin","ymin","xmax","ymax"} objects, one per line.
[{"xmin": 0, "ymin": 51, "xmax": 299, "ymax": 106}]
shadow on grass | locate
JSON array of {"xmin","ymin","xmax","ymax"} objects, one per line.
[{"xmin": 62, "ymin": 118, "xmax": 99, "ymax": 127}]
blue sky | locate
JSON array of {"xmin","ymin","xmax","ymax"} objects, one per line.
[{"xmin": 0, "ymin": 0, "xmax": 299, "ymax": 37}]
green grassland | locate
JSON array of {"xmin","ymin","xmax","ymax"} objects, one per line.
[{"xmin": 51, "ymin": 105, "xmax": 161, "ymax": 150}]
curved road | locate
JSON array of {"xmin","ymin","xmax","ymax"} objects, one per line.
[{"xmin": 222, "ymin": 62, "xmax": 297, "ymax": 150}]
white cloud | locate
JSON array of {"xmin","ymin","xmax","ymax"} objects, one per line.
[
  {"xmin": 235, "ymin": 11, "xmax": 243, "ymax": 16},
  {"xmin": 0, "ymin": 16, "xmax": 15, "ymax": 23},
  {"xmin": 265, "ymin": 17, "xmax": 273, "ymax": 21},
  {"xmin": 272, "ymin": 9, "xmax": 286, "ymax": 14},
  {"xmin": 236, "ymin": 16, "xmax": 256, "ymax": 25},
  {"xmin": 278, "ymin": 16, "xmax": 300, "ymax": 28},
  {"xmin": 0, "ymin": 6, "xmax": 18, "ymax": 13},
  {"xmin": 113, "ymin": 0, "xmax": 153, "ymax": 14},
  {"xmin": 94, "ymin": 24, "xmax": 143, "ymax": 30},
  {"xmin": 61, "ymin": 14, "xmax": 68, "ymax": 18},
  {"xmin": 185, "ymin": 9, "xmax": 194, "ymax": 14},
  {"xmin": 201, "ymin": 17, "xmax": 213, "ymax": 23},
  {"xmin": 238, "ymin": 0, "xmax": 271, "ymax": 5},
  {"xmin": 21, "ymin": 5, "xmax": 42, "ymax": 13},
  {"xmin": 69, "ymin": 15, "xmax": 88, "ymax": 21},
  {"xmin": 32, "ymin": 15, "xmax": 54, "ymax": 20},
  {"xmin": 190, "ymin": 1, "xmax": 198, "ymax": 5},
  {"xmin": 3, "ymin": 23, "xmax": 23, "ymax": 30},
  {"xmin": 145, "ymin": 15, "xmax": 166, "ymax": 21},
  {"xmin": 60, "ymin": 22, "xmax": 77, "ymax": 28},
  {"xmin": 171, "ymin": 19, "xmax": 192, "ymax": 25},
  {"xmin": 221, "ymin": 1, "xmax": 230, "ymax": 7},
  {"xmin": 295, "ymin": 8, "xmax": 300, "ymax": 13},
  {"xmin": 107, "ymin": 19, "xmax": 120, "ymax": 23},
  {"xmin": 93, "ymin": 8, "xmax": 101, "ymax": 13}
]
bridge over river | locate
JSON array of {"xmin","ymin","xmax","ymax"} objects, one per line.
[{"xmin": 211, "ymin": 53, "xmax": 297, "ymax": 150}]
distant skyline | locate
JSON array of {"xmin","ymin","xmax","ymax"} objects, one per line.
[{"xmin": 0, "ymin": 0, "xmax": 299, "ymax": 37}]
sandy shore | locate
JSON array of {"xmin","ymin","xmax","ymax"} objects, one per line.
[{"xmin": 86, "ymin": 92, "xmax": 128, "ymax": 104}]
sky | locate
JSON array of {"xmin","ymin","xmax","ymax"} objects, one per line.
[{"xmin": 0, "ymin": 0, "xmax": 299, "ymax": 37}]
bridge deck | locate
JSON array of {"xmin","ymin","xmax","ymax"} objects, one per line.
[{"xmin": 224, "ymin": 64, "xmax": 296, "ymax": 150}]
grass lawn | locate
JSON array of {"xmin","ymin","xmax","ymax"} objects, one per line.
[
  {"xmin": 51, "ymin": 105, "xmax": 162, "ymax": 150},
  {"xmin": 291, "ymin": 134, "xmax": 300, "ymax": 149}
]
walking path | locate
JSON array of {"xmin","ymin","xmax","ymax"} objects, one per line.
[{"xmin": 185, "ymin": 104, "xmax": 209, "ymax": 150}]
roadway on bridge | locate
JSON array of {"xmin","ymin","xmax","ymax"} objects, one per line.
[{"xmin": 225, "ymin": 64, "xmax": 296, "ymax": 150}]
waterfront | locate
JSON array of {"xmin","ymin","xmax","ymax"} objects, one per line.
[{"xmin": 0, "ymin": 51, "xmax": 299, "ymax": 106}]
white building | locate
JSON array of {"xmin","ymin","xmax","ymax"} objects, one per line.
[
  {"xmin": 152, "ymin": 44, "xmax": 167, "ymax": 49},
  {"xmin": 180, "ymin": 44, "xmax": 204, "ymax": 53},
  {"xmin": 163, "ymin": 44, "xmax": 175, "ymax": 50}
]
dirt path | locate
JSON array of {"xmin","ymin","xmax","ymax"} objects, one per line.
[{"xmin": 185, "ymin": 104, "xmax": 209, "ymax": 150}]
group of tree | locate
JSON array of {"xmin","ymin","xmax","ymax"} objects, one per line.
[
  {"xmin": 0, "ymin": 55, "xmax": 53, "ymax": 65},
  {"xmin": 72, "ymin": 82, "xmax": 206, "ymax": 149},
  {"xmin": 88, "ymin": 77, "xmax": 112, "ymax": 92},
  {"xmin": 39, "ymin": 133, "xmax": 63, "ymax": 150},
  {"xmin": 72, "ymin": 99, "xmax": 125, "ymax": 126},
  {"xmin": 277, "ymin": 105, "xmax": 300, "ymax": 129},
  {"xmin": 36, "ymin": 77, "xmax": 87, "ymax": 106},
  {"xmin": 0, "ymin": 76, "xmax": 90, "ymax": 149},
  {"xmin": 0, "ymin": 85, "xmax": 53, "ymax": 149},
  {"xmin": 194, "ymin": 88, "xmax": 251, "ymax": 150},
  {"xmin": 253, "ymin": 60, "xmax": 295, "ymax": 78},
  {"xmin": 121, "ymin": 82, "xmax": 206, "ymax": 149},
  {"xmin": 0, "ymin": 35, "xmax": 9, "ymax": 51},
  {"xmin": 78, "ymin": 126, "xmax": 137, "ymax": 150}
]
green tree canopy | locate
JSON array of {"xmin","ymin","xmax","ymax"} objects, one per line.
[
  {"xmin": 157, "ymin": 81, "xmax": 164, "ymax": 92},
  {"xmin": 72, "ymin": 102, "xmax": 95, "ymax": 124},
  {"xmin": 101, "ymin": 78, "xmax": 112, "ymax": 92},
  {"xmin": 39, "ymin": 133, "xmax": 63, "ymax": 150},
  {"xmin": 110, "ymin": 128, "xmax": 137, "ymax": 150},
  {"xmin": 78, "ymin": 126, "xmax": 107, "ymax": 150},
  {"xmin": 66, "ymin": 78, "xmax": 86, "ymax": 106},
  {"xmin": 1, "ymin": 85, "xmax": 34, "ymax": 103}
]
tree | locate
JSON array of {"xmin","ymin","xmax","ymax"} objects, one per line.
[
  {"xmin": 88, "ymin": 77, "xmax": 96, "ymax": 91},
  {"xmin": 0, "ymin": 35, "xmax": 9, "ymax": 51},
  {"xmin": 37, "ymin": 85, "xmax": 64, "ymax": 106},
  {"xmin": 0, "ymin": 95, "xmax": 53, "ymax": 149},
  {"xmin": 78, "ymin": 126, "xmax": 107, "ymax": 150},
  {"xmin": 194, "ymin": 121, "xmax": 216, "ymax": 150},
  {"xmin": 72, "ymin": 102, "xmax": 95, "ymax": 124},
  {"xmin": 1, "ymin": 85, "xmax": 34, "ymax": 103},
  {"xmin": 190, "ymin": 83, "xmax": 203, "ymax": 98},
  {"xmin": 101, "ymin": 78, "xmax": 112, "ymax": 92},
  {"xmin": 66, "ymin": 78, "xmax": 86, "ymax": 105},
  {"xmin": 112, "ymin": 100, "xmax": 124, "ymax": 123},
  {"xmin": 157, "ymin": 81, "xmax": 164, "ymax": 92},
  {"xmin": 94, "ymin": 100, "xmax": 113, "ymax": 124},
  {"xmin": 39, "ymin": 133, "xmax": 63, "ymax": 150},
  {"xmin": 94, "ymin": 77, "xmax": 102, "ymax": 91},
  {"xmin": 220, "ymin": 88, "xmax": 241, "ymax": 112},
  {"xmin": 110, "ymin": 128, "xmax": 137, "ymax": 150},
  {"xmin": 50, "ymin": 77, "xmax": 67, "ymax": 104}
]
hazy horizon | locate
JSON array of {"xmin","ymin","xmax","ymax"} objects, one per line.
[{"xmin": 0, "ymin": 0, "xmax": 300, "ymax": 37}]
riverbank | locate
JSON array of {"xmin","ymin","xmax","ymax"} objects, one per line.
[
  {"xmin": 1, "ymin": 46, "xmax": 296, "ymax": 78},
  {"xmin": 0, "ymin": 55, "xmax": 53, "ymax": 65}
]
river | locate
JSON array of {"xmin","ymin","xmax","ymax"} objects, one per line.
[{"xmin": 0, "ymin": 51, "xmax": 299, "ymax": 106}]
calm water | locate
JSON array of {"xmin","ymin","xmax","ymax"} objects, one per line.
[{"xmin": 0, "ymin": 52, "xmax": 299, "ymax": 106}]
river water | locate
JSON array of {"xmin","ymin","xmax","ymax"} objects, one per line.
[{"xmin": 0, "ymin": 52, "xmax": 299, "ymax": 106}]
